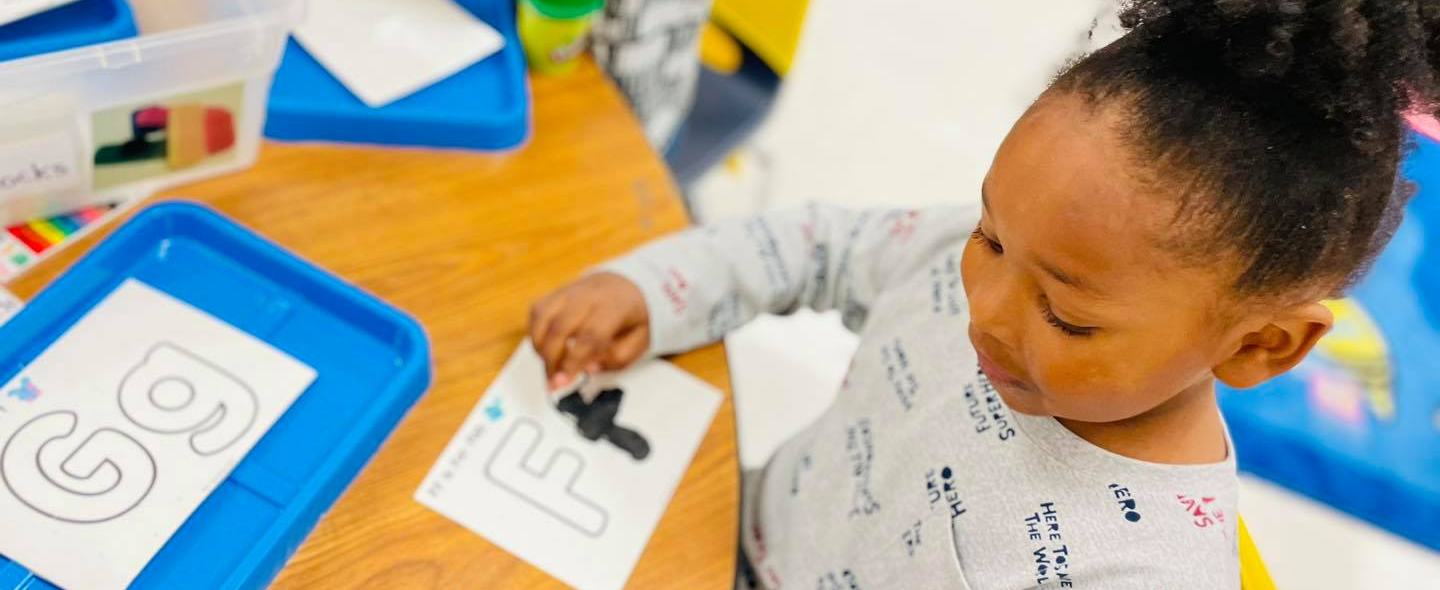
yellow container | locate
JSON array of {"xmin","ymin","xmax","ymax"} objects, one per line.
[{"xmin": 518, "ymin": 0, "xmax": 604, "ymax": 75}]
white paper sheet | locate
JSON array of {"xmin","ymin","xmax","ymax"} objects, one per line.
[
  {"xmin": 417, "ymin": 342, "xmax": 722, "ymax": 590},
  {"xmin": 0, "ymin": 279, "xmax": 316, "ymax": 590},
  {"xmin": 295, "ymin": 0, "xmax": 505, "ymax": 108},
  {"xmin": 0, "ymin": 0, "xmax": 83, "ymax": 27}
]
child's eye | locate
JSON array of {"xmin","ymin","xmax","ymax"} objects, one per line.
[
  {"xmin": 1039, "ymin": 297, "xmax": 1098, "ymax": 338},
  {"xmin": 970, "ymin": 226, "xmax": 1003, "ymax": 254}
]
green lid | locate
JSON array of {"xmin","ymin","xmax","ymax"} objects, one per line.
[{"xmin": 525, "ymin": 0, "xmax": 604, "ymax": 20}]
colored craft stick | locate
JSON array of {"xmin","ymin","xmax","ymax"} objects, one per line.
[
  {"xmin": 76, "ymin": 207, "xmax": 106, "ymax": 223},
  {"xmin": 28, "ymin": 220, "xmax": 65, "ymax": 245},
  {"xmin": 49, "ymin": 215, "xmax": 79, "ymax": 235},
  {"xmin": 1, "ymin": 203, "xmax": 117, "ymax": 261},
  {"xmin": 9, "ymin": 225, "xmax": 48, "ymax": 253}
]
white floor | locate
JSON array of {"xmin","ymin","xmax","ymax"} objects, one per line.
[{"xmin": 690, "ymin": 0, "xmax": 1440, "ymax": 587}]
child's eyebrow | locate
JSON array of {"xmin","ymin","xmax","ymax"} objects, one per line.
[
  {"xmin": 1037, "ymin": 259, "xmax": 1089, "ymax": 292},
  {"xmin": 982, "ymin": 182, "xmax": 1097, "ymax": 295}
]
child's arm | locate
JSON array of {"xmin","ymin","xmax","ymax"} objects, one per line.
[{"xmin": 530, "ymin": 204, "xmax": 963, "ymax": 384}]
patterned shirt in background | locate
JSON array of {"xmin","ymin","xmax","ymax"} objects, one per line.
[
  {"xmin": 602, "ymin": 205, "xmax": 1241, "ymax": 589},
  {"xmin": 592, "ymin": 0, "xmax": 712, "ymax": 148}
]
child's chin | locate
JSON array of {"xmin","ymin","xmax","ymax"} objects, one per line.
[{"xmin": 993, "ymin": 382, "xmax": 1051, "ymax": 417}]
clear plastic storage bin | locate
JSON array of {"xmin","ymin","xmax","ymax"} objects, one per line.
[{"xmin": 0, "ymin": 0, "xmax": 303, "ymax": 226}]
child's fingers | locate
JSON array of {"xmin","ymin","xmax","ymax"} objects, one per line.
[
  {"xmin": 602, "ymin": 326, "xmax": 650, "ymax": 370},
  {"xmin": 557, "ymin": 307, "xmax": 631, "ymax": 377},
  {"xmin": 529, "ymin": 295, "xmax": 564, "ymax": 354},
  {"xmin": 540, "ymin": 304, "xmax": 594, "ymax": 376}
]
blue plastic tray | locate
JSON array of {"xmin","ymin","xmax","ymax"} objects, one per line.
[
  {"xmin": 1219, "ymin": 132, "xmax": 1440, "ymax": 550},
  {"xmin": 0, "ymin": 0, "xmax": 137, "ymax": 64},
  {"xmin": 264, "ymin": 0, "xmax": 530, "ymax": 150},
  {"xmin": 0, "ymin": 202, "xmax": 431, "ymax": 590}
]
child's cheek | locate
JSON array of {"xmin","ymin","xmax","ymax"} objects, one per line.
[{"xmin": 1032, "ymin": 343, "xmax": 1151, "ymax": 416}]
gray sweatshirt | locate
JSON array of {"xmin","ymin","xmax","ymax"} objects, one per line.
[{"xmin": 603, "ymin": 204, "xmax": 1240, "ymax": 589}]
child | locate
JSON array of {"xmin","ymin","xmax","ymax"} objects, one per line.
[{"xmin": 530, "ymin": 2, "xmax": 1439, "ymax": 588}]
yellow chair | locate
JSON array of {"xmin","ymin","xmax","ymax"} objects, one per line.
[
  {"xmin": 1239, "ymin": 516, "xmax": 1276, "ymax": 590},
  {"xmin": 710, "ymin": 0, "xmax": 809, "ymax": 76}
]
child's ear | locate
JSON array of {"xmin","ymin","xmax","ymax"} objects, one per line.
[{"xmin": 1213, "ymin": 302, "xmax": 1334, "ymax": 389}]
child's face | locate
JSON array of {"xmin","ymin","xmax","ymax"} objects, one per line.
[{"xmin": 961, "ymin": 93, "xmax": 1268, "ymax": 422}]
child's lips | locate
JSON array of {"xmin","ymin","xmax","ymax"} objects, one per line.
[{"xmin": 975, "ymin": 348, "xmax": 1029, "ymax": 391}]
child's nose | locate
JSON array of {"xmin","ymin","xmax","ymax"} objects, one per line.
[{"xmin": 966, "ymin": 275, "xmax": 1025, "ymax": 347}]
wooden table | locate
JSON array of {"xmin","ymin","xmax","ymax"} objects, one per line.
[{"xmin": 9, "ymin": 60, "xmax": 740, "ymax": 590}]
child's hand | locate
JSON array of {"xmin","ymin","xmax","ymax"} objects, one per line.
[{"xmin": 530, "ymin": 273, "xmax": 651, "ymax": 390}]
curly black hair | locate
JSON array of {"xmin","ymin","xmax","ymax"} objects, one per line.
[{"xmin": 1053, "ymin": 0, "xmax": 1440, "ymax": 297}]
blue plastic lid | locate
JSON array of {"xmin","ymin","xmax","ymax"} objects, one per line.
[
  {"xmin": 1218, "ymin": 132, "xmax": 1440, "ymax": 552},
  {"xmin": 265, "ymin": 0, "xmax": 531, "ymax": 151},
  {"xmin": 0, "ymin": 0, "xmax": 137, "ymax": 64},
  {"xmin": 0, "ymin": 202, "xmax": 432, "ymax": 589}
]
